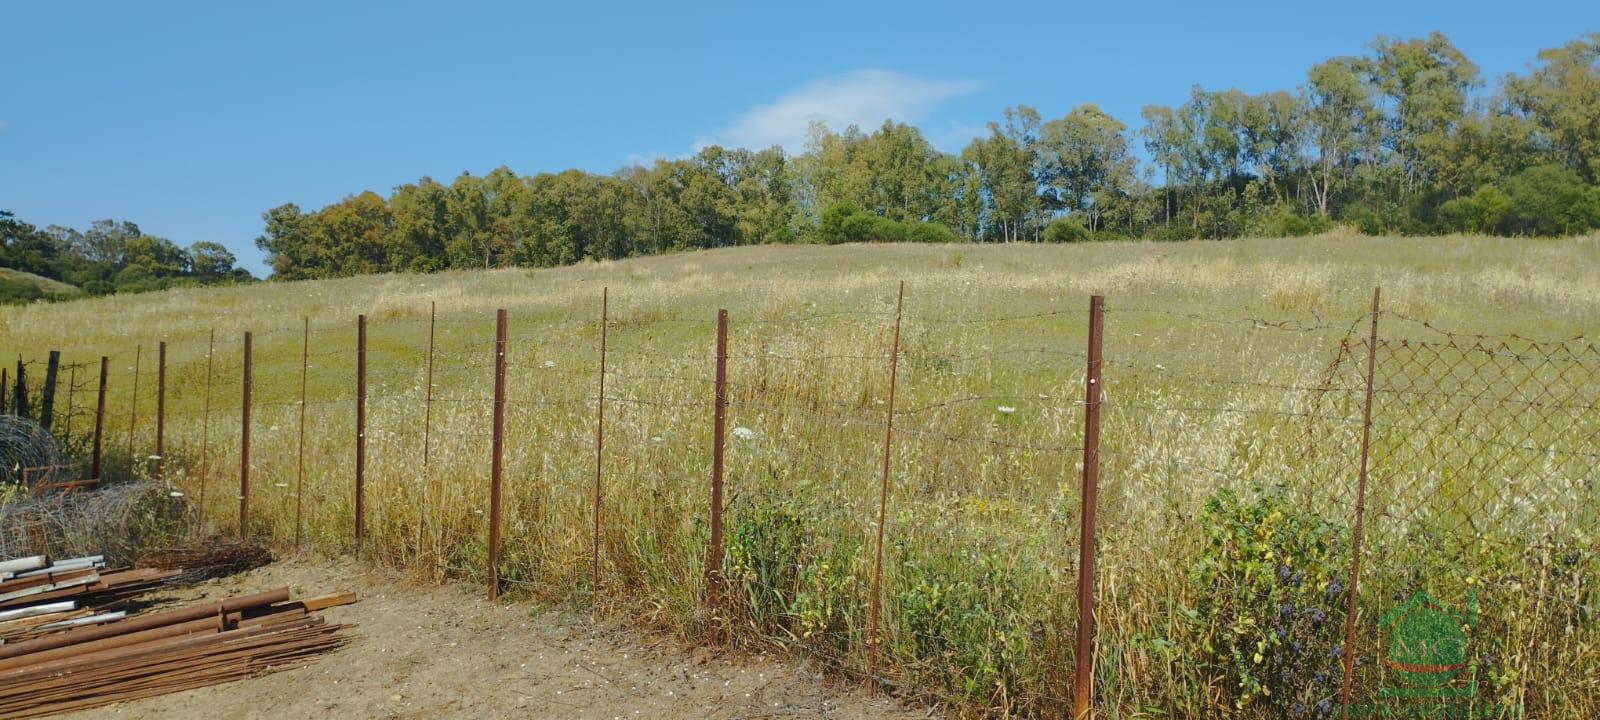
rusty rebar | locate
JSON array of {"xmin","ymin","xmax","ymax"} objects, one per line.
[
  {"xmin": 295, "ymin": 317, "xmax": 309, "ymax": 551},
  {"xmin": 1073, "ymin": 294, "xmax": 1105, "ymax": 719},
  {"xmin": 355, "ymin": 314, "xmax": 367, "ymax": 547},
  {"xmin": 239, "ymin": 331, "xmax": 253, "ymax": 541},
  {"xmin": 593, "ymin": 288, "xmax": 608, "ymax": 600},
  {"xmin": 488, "ymin": 308, "xmax": 507, "ymax": 601},
  {"xmin": 707, "ymin": 308, "xmax": 728, "ymax": 644},
  {"xmin": 1339, "ymin": 287, "xmax": 1381, "ymax": 710},
  {"xmin": 866, "ymin": 280, "xmax": 905, "ymax": 688},
  {"xmin": 91, "ymin": 357, "xmax": 107, "ymax": 480}
]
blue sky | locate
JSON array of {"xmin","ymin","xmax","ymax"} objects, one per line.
[{"xmin": 3, "ymin": 0, "xmax": 1596, "ymax": 273}]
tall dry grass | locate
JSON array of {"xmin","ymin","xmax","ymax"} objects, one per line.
[{"xmin": 3, "ymin": 234, "xmax": 1598, "ymax": 717}]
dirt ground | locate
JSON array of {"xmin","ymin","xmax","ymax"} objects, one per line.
[{"xmin": 62, "ymin": 560, "xmax": 934, "ymax": 720}]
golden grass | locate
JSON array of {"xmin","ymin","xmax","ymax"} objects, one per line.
[{"xmin": 3, "ymin": 232, "xmax": 1598, "ymax": 718}]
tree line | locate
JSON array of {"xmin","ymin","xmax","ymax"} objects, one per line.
[
  {"xmin": 256, "ymin": 31, "xmax": 1600, "ymax": 280},
  {"xmin": 0, "ymin": 211, "xmax": 253, "ymax": 303}
]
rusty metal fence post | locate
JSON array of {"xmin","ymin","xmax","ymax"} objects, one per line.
[
  {"xmin": 63, "ymin": 362, "xmax": 77, "ymax": 442},
  {"xmin": 355, "ymin": 314, "xmax": 367, "ymax": 547},
  {"xmin": 1, "ymin": 367, "xmax": 7, "ymax": 414},
  {"xmin": 127, "ymin": 344, "xmax": 141, "ymax": 476},
  {"xmin": 1339, "ymin": 287, "xmax": 1382, "ymax": 710},
  {"xmin": 155, "ymin": 341, "xmax": 166, "ymax": 483},
  {"xmin": 239, "ymin": 331, "xmax": 253, "ymax": 541},
  {"xmin": 593, "ymin": 288, "xmax": 609, "ymax": 600},
  {"xmin": 1073, "ymin": 294, "xmax": 1105, "ymax": 719},
  {"xmin": 199, "ymin": 330, "xmax": 214, "ymax": 514},
  {"xmin": 866, "ymin": 280, "xmax": 906, "ymax": 688},
  {"xmin": 296, "ymin": 317, "xmax": 309, "ymax": 551},
  {"xmin": 706, "ymin": 308, "xmax": 729, "ymax": 644},
  {"xmin": 421, "ymin": 303, "xmax": 437, "ymax": 560},
  {"xmin": 488, "ymin": 308, "xmax": 508, "ymax": 601},
  {"xmin": 423, "ymin": 302, "xmax": 436, "ymax": 475},
  {"xmin": 91, "ymin": 357, "xmax": 107, "ymax": 480}
]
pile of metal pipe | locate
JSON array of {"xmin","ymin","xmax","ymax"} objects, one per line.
[{"xmin": 0, "ymin": 553, "xmax": 355, "ymax": 717}]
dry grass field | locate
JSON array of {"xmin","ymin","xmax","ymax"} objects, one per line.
[{"xmin": 4, "ymin": 232, "xmax": 1598, "ymax": 718}]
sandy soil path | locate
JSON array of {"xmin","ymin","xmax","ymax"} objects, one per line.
[{"xmin": 60, "ymin": 559, "xmax": 934, "ymax": 719}]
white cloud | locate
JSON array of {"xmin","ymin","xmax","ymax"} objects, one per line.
[
  {"xmin": 623, "ymin": 150, "xmax": 674, "ymax": 168},
  {"xmin": 697, "ymin": 70, "xmax": 979, "ymax": 153}
]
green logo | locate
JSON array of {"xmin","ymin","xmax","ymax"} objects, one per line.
[{"xmin": 1378, "ymin": 591, "xmax": 1477, "ymax": 699}]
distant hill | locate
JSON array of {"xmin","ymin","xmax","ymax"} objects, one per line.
[{"xmin": 0, "ymin": 266, "xmax": 84, "ymax": 303}]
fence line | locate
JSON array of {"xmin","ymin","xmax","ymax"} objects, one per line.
[{"xmin": 4, "ymin": 284, "xmax": 1596, "ymax": 719}]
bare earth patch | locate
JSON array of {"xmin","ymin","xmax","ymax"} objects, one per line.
[{"xmin": 61, "ymin": 560, "xmax": 933, "ymax": 720}]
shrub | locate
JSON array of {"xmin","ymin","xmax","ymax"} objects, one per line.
[
  {"xmin": 0, "ymin": 276, "xmax": 43, "ymax": 305},
  {"xmin": 1246, "ymin": 205, "xmax": 1335, "ymax": 238},
  {"xmin": 1438, "ymin": 185, "xmax": 1512, "ymax": 234},
  {"xmin": 897, "ymin": 549, "xmax": 1037, "ymax": 704},
  {"xmin": 906, "ymin": 221, "xmax": 960, "ymax": 243},
  {"xmin": 1043, "ymin": 216, "xmax": 1090, "ymax": 243},
  {"xmin": 1337, "ymin": 207, "xmax": 1385, "ymax": 236},
  {"xmin": 1501, "ymin": 164, "xmax": 1600, "ymax": 236},
  {"xmin": 818, "ymin": 202, "xmax": 961, "ymax": 244},
  {"xmin": 1191, "ymin": 486, "xmax": 1349, "ymax": 718}
]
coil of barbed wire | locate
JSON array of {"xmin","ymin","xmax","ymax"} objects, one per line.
[{"xmin": 0, "ymin": 415, "xmax": 64, "ymax": 485}]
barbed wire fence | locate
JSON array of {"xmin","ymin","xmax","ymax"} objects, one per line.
[{"xmin": 3, "ymin": 285, "xmax": 1596, "ymax": 718}]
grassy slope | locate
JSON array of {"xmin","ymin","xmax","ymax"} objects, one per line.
[
  {"xmin": 3, "ymin": 232, "xmax": 1598, "ymax": 717},
  {"xmin": 0, "ymin": 266, "xmax": 82, "ymax": 296}
]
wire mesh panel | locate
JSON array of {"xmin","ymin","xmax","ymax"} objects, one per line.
[{"xmin": 1343, "ymin": 319, "xmax": 1600, "ymax": 718}]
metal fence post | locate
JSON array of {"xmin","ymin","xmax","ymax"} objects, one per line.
[
  {"xmin": 91, "ymin": 357, "xmax": 107, "ymax": 480},
  {"xmin": 296, "ymin": 317, "xmax": 309, "ymax": 551},
  {"xmin": 199, "ymin": 330, "xmax": 214, "ymax": 514},
  {"xmin": 866, "ymin": 281, "xmax": 906, "ymax": 688},
  {"xmin": 63, "ymin": 362, "xmax": 77, "ymax": 441},
  {"xmin": 356, "ymin": 314, "xmax": 367, "ymax": 547},
  {"xmin": 1339, "ymin": 287, "xmax": 1382, "ymax": 710},
  {"xmin": 127, "ymin": 345, "xmax": 140, "ymax": 475},
  {"xmin": 39, "ymin": 351, "xmax": 59, "ymax": 432},
  {"xmin": 1074, "ymin": 294, "xmax": 1106, "ymax": 719},
  {"xmin": 240, "ymin": 331, "xmax": 253, "ymax": 541},
  {"xmin": 706, "ymin": 308, "xmax": 729, "ymax": 644},
  {"xmin": 488, "ymin": 308, "xmax": 508, "ymax": 601},
  {"xmin": 593, "ymin": 287, "xmax": 609, "ymax": 599},
  {"xmin": 423, "ymin": 303, "xmax": 436, "ymax": 478},
  {"xmin": 1, "ymin": 367, "xmax": 7, "ymax": 414},
  {"xmin": 422, "ymin": 303, "xmax": 437, "ymax": 560},
  {"xmin": 11, "ymin": 360, "xmax": 25, "ymax": 418},
  {"xmin": 155, "ymin": 342, "xmax": 166, "ymax": 483}
]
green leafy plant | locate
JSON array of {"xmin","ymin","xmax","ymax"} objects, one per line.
[{"xmin": 1191, "ymin": 486, "xmax": 1349, "ymax": 717}]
